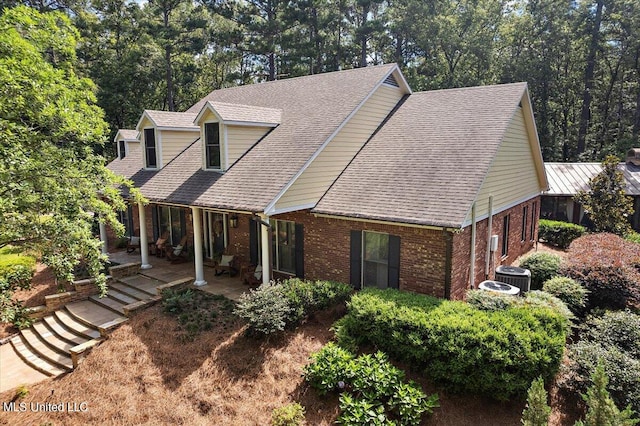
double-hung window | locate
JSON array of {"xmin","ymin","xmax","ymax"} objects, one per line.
[
  {"xmin": 272, "ymin": 220, "xmax": 296, "ymax": 274},
  {"xmin": 119, "ymin": 140, "xmax": 126, "ymax": 159},
  {"xmin": 144, "ymin": 128, "xmax": 157, "ymax": 168},
  {"xmin": 350, "ymin": 230, "xmax": 400, "ymax": 289},
  {"xmin": 205, "ymin": 123, "xmax": 221, "ymax": 169}
]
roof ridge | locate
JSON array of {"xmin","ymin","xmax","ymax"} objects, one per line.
[{"xmin": 412, "ymin": 82, "xmax": 527, "ymax": 95}]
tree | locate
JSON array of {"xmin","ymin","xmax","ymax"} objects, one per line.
[
  {"xmin": 575, "ymin": 361, "xmax": 638, "ymax": 426},
  {"xmin": 521, "ymin": 376, "xmax": 551, "ymax": 426},
  {"xmin": 574, "ymin": 155, "xmax": 634, "ymax": 236},
  {"xmin": 0, "ymin": 6, "xmax": 136, "ymax": 293}
]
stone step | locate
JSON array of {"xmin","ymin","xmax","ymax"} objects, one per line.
[
  {"xmin": 89, "ymin": 296, "xmax": 125, "ymax": 316},
  {"xmin": 31, "ymin": 321, "xmax": 85, "ymax": 355},
  {"xmin": 65, "ymin": 300, "xmax": 123, "ymax": 329},
  {"xmin": 118, "ymin": 275, "xmax": 163, "ymax": 295},
  {"xmin": 54, "ymin": 310, "xmax": 101, "ymax": 340},
  {"xmin": 109, "ymin": 282, "xmax": 152, "ymax": 301},
  {"xmin": 18, "ymin": 329, "xmax": 73, "ymax": 371},
  {"xmin": 42, "ymin": 315, "xmax": 90, "ymax": 346},
  {"xmin": 106, "ymin": 288, "xmax": 139, "ymax": 305},
  {"xmin": 10, "ymin": 336, "xmax": 68, "ymax": 377}
]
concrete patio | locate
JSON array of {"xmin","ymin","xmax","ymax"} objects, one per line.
[{"xmin": 108, "ymin": 250, "xmax": 250, "ymax": 301}]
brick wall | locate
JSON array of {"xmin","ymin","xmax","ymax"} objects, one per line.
[{"xmin": 451, "ymin": 197, "xmax": 540, "ymax": 299}]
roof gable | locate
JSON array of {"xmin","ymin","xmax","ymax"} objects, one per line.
[
  {"xmin": 136, "ymin": 110, "xmax": 199, "ymax": 131},
  {"xmin": 195, "ymin": 101, "xmax": 282, "ymax": 127},
  {"xmin": 114, "ymin": 129, "xmax": 139, "ymax": 142}
]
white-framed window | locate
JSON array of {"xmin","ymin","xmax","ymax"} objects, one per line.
[
  {"xmin": 272, "ymin": 219, "xmax": 296, "ymax": 274},
  {"xmin": 155, "ymin": 206, "xmax": 186, "ymax": 246},
  {"xmin": 144, "ymin": 128, "xmax": 157, "ymax": 168},
  {"xmin": 202, "ymin": 211, "xmax": 227, "ymax": 259},
  {"xmin": 205, "ymin": 122, "xmax": 221, "ymax": 169},
  {"xmin": 118, "ymin": 140, "xmax": 126, "ymax": 159},
  {"xmin": 363, "ymin": 231, "xmax": 389, "ymax": 288}
]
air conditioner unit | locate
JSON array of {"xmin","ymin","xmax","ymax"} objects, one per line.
[{"xmin": 495, "ymin": 265, "xmax": 531, "ymax": 294}]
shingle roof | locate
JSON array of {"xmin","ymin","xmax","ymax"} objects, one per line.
[
  {"xmin": 106, "ymin": 143, "xmax": 143, "ymax": 179},
  {"xmin": 545, "ymin": 162, "xmax": 640, "ymax": 196},
  {"xmin": 313, "ymin": 83, "xmax": 529, "ymax": 228},
  {"xmin": 143, "ymin": 110, "xmax": 199, "ymax": 130},
  {"xmin": 185, "ymin": 63, "xmax": 398, "ymax": 211},
  {"xmin": 115, "ymin": 129, "xmax": 139, "ymax": 141},
  {"xmin": 203, "ymin": 101, "xmax": 282, "ymax": 125}
]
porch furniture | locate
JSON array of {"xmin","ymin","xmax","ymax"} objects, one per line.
[
  {"xmin": 152, "ymin": 232, "xmax": 170, "ymax": 257},
  {"xmin": 126, "ymin": 236, "xmax": 141, "ymax": 254},
  {"xmin": 165, "ymin": 235, "xmax": 189, "ymax": 264},
  {"xmin": 243, "ymin": 264, "xmax": 262, "ymax": 287},
  {"xmin": 214, "ymin": 254, "xmax": 238, "ymax": 277}
]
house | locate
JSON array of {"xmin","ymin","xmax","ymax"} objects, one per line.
[
  {"xmin": 106, "ymin": 64, "xmax": 547, "ymax": 300},
  {"xmin": 542, "ymin": 153, "xmax": 640, "ymax": 231}
]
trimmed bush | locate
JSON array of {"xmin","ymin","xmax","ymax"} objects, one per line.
[
  {"xmin": 271, "ymin": 402, "xmax": 305, "ymax": 426},
  {"xmin": 519, "ymin": 252, "xmax": 562, "ymax": 290},
  {"xmin": 560, "ymin": 233, "xmax": 640, "ymax": 310},
  {"xmin": 335, "ymin": 289, "xmax": 568, "ymax": 399},
  {"xmin": 538, "ymin": 219, "xmax": 586, "ymax": 249},
  {"xmin": 562, "ymin": 311, "xmax": 640, "ymax": 413},
  {"xmin": 466, "ymin": 289, "xmax": 517, "ymax": 311},
  {"xmin": 626, "ymin": 231, "xmax": 640, "ymax": 245},
  {"xmin": 522, "ymin": 377, "xmax": 551, "ymax": 426},
  {"xmin": 543, "ymin": 277, "xmax": 589, "ymax": 315}
]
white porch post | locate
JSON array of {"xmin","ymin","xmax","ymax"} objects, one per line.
[
  {"xmin": 138, "ymin": 202, "xmax": 152, "ymax": 269},
  {"xmin": 192, "ymin": 206, "xmax": 207, "ymax": 286},
  {"xmin": 259, "ymin": 214, "xmax": 271, "ymax": 284},
  {"xmin": 98, "ymin": 220, "xmax": 109, "ymax": 255}
]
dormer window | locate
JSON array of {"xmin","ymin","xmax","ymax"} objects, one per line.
[
  {"xmin": 205, "ymin": 122, "xmax": 221, "ymax": 169},
  {"xmin": 118, "ymin": 140, "xmax": 126, "ymax": 159},
  {"xmin": 144, "ymin": 128, "xmax": 157, "ymax": 168}
]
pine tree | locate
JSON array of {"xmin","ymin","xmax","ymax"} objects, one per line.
[{"xmin": 522, "ymin": 377, "xmax": 551, "ymax": 426}]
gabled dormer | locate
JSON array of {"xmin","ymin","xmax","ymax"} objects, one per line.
[
  {"xmin": 195, "ymin": 101, "xmax": 281, "ymax": 172},
  {"xmin": 136, "ymin": 110, "xmax": 199, "ymax": 170},
  {"xmin": 114, "ymin": 129, "xmax": 139, "ymax": 160}
]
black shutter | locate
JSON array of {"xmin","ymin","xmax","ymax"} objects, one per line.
[
  {"xmin": 388, "ymin": 235, "xmax": 400, "ymax": 289},
  {"xmin": 127, "ymin": 204, "xmax": 135, "ymax": 237},
  {"xmin": 180, "ymin": 209, "xmax": 187, "ymax": 239},
  {"xmin": 151, "ymin": 205, "xmax": 159, "ymax": 241},
  {"xmin": 295, "ymin": 223, "xmax": 304, "ymax": 279},
  {"xmin": 350, "ymin": 230, "xmax": 362, "ymax": 289},
  {"xmin": 249, "ymin": 219, "xmax": 258, "ymax": 265}
]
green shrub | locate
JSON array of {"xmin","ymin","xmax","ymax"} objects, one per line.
[
  {"xmin": 626, "ymin": 231, "xmax": 640, "ymax": 245},
  {"xmin": 560, "ymin": 233, "xmax": 640, "ymax": 310},
  {"xmin": 519, "ymin": 252, "xmax": 562, "ymax": 290},
  {"xmin": 468, "ymin": 289, "xmax": 573, "ymax": 324},
  {"xmin": 271, "ymin": 402, "xmax": 305, "ymax": 426},
  {"xmin": 538, "ymin": 219, "xmax": 586, "ymax": 249},
  {"xmin": 522, "ymin": 291, "xmax": 574, "ymax": 324},
  {"xmin": 0, "ymin": 248, "xmax": 36, "ymax": 280},
  {"xmin": 335, "ymin": 288, "xmax": 568, "ymax": 399},
  {"xmin": 562, "ymin": 311, "xmax": 640, "ymax": 413},
  {"xmin": 521, "ymin": 377, "xmax": 551, "ymax": 426},
  {"xmin": 466, "ymin": 289, "xmax": 517, "ymax": 311},
  {"xmin": 234, "ymin": 282, "xmax": 291, "ymax": 335},
  {"xmin": 543, "ymin": 276, "xmax": 589, "ymax": 315},
  {"xmin": 304, "ymin": 344, "xmax": 438, "ymax": 425}
]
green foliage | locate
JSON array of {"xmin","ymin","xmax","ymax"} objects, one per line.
[
  {"xmin": 561, "ymin": 233, "xmax": 640, "ymax": 310},
  {"xmin": 575, "ymin": 156, "xmax": 634, "ymax": 236},
  {"xmin": 235, "ymin": 279, "xmax": 351, "ymax": 335},
  {"xmin": 335, "ymin": 289, "xmax": 568, "ymax": 399},
  {"xmin": 468, "ymin": 289, "xmax": 573, "ymax": 323},
  {"xmin": 538, "ymin": 220, "xmax": 586, "ymax": 249},
  {"xmin": 521, "ymin": 377, "xmax": 551, "ymax": 426},
  {"xmin": 271, "ymin": 402, "xmax": 305, "ymax": 426},
  {"xmin": 625, "ymin": 232, "xmax": 640, "ymax": 245},
  {"xmin": 543, "ymin": 277, "xmax": 589, "ymax": 315},
  {"xmin": 522, "ymin": 291, "xmax": 574, "ymax": 324},
  {"xmin": 519, "ymin": 252, "xmax": 562, "ymax": 290},
  {"xmin": 304, "ymin": 343, "xmax": 438, "ymax": 425},
  {"xmin": 0, "ymin": 246, "xmax": 35, "ymax": 328},
  {"xmin": 576, "ymin": 362, "xmax": 639, "ymax": 426},
  {"xmin": 563, "ymin": 311, "xmax": 640, "ymax": 413},
  {"xmin": 466, "ymin": 289, "xmax": 517, "ymax": 311},
  {"xmin": 13, "ymin": 385, "xmax": 29, "ymax": 401}
]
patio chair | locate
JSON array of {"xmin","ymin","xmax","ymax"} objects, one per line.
[
  {"xmin": 165, "ymin": 235, "xmax": 189, "ymax": 264},
  {"xmin": 126, "ymin": 236, "xmax": 140, "ymax": 254},
  {"xmin": 152, "ymin": 231, "xmax": 170, "ymax": 257},
  {"xmin": 214, "ymin": 253, "xmax": 238, "ymax": 277},
  {"xmin": 243, "ymin": 264, "xmax": 262, "ymax": 287}
]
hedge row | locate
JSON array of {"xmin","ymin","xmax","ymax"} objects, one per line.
[
  {"xmin": 334, "ymin": 288, "xmax": 568, "ymax": 398},
  {"xmin": 538, "ymin": 219, "xmax": 585, "ymax": 249}
]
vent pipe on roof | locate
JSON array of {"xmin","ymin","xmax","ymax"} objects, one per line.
[{"xmin": 627, "ymin": 148, "xmax": 640, "ymax": 166}]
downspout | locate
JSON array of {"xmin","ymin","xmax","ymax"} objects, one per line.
[
  {"xmin": 257, "ymin": 213, "xmax": 272, "ymax": 284},
  {"xmin": 485, "ymin": 195, "xmax": 493, "ymax": 279},
  {"xmin": 470, "ymin": 202, "xmax": 476, "ymax": 289}
]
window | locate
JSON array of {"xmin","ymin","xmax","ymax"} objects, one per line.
[
  {"xmin": 202, "ymin": 211, "xmax": 227, "ymax": 259},
  {"xmin": 144, "ymin": 128, "xmax": 157, "ymax": 168},
  {"xmin": 272, "ymin": 220, "xmax": 296, "ymax": 274},
  {"xmin": 530, "ymin": 202, "xmax": 536, "ymax": 241},
  {"xmin": 521, "ymin": 206, "xmax": 528, "ymax": 242},
  {"xmin": 502, "ymin": 214, "xmax": 510, "ymax": 257},
  {"xmin": 154, "ymin": 206, "xmax": 186, "ymax": 246},
  {"xmin": 118, "ymin": 205, "xmax": 134, "ymax": 237},
  {"xmin": 205, "ymin": 122, "xmax": 221, "ymax": 169},
  {"xmin": 118, "ymin": 140, "xmax": 126, "ymax": 159},
  {"xmin": 363, "ymin": 232, "xmax": 389, "ymax": 288}
]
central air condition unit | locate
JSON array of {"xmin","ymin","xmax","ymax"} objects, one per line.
[{"xmin": 495, "ymin": 265, "xmax": 531, "ymax": 294}]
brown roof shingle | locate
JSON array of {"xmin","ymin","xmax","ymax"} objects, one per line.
[
  {"xmin": 203, "ymin": 101, "xmax": 282, "ymax": 125},
  {"xmin": 143, "ymin": 110, "xmax": 199, "ymax": 130},
  {"xmin": 313, "ymin": 83, "xmax": 529, "ymax": 228},
  {"xmin": 115, "ymin": 129, "xmax": 139, "ymax": 141}
]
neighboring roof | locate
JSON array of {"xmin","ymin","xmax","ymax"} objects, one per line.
[
  {"xmin": 137, "ymin": 110, "xmax": 199, "ymax": 131},
  {"xmin": 114, "ymin": 129, "xmax": 139, "ymax": 142},
  {"xmin": 544, "ymin": 162, "xmax": 640, "ymax": 196},
  {"xmin": 186, "ymin": 63, "xmax": 400, "ymax": 211},
  {"xmin": 196, "ymin": 101, "xmax": 282, "ymax": 126},
  {"xmin": 313, "ymin": 83, "xmax": 531, "ymax": 228}
]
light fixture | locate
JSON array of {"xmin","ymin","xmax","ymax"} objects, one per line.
[{"xmin": 229, "ymin": 214, "xmax": 238, "ymax": 228}]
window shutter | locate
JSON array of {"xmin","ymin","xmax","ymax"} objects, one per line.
[
  {"xmin": 295, "ymin": 224, "xmax": 304, "ymax": 279},
  {"xmin": 151, "ymin": 205, "xmax": 159, "ymax": 241},
  {"xmin": 249, "ymin": 219, "xmax": 258, "ymax": 265},
  {"xmin": 127, "ymin": 204, "xmax": 135, "ymax": 238},
  {"xmin": 388, "ymin": 235, "xmax": 400, "ymax": 289},
  {"xmin": 350, "ymin": 230, "xmax": 362, "ymax": 289}
]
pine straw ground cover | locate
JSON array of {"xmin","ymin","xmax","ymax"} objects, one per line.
[{"xmin": 1, "ymin": 294, "xmax": 580, "ymax": 425}]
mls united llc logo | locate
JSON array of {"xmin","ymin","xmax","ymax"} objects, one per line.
[{"xmin": 2, "ymin": 401, "xmax": 88, "ymax": 412}]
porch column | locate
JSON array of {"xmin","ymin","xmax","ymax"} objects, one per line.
[
  {"xmin": 192, "ymin": 206, "xmax": 207, "ymax": 286},
  {"xmin": 259, "ymin": 214, "xmax": 271, "ymax": 284},
  {"xmin": 99, "ymin": 220, "xmax": 108, "ymax": 255},
  {"xmin": 138, "ymin": 202, "xmax": 152, "ymax": 269}
]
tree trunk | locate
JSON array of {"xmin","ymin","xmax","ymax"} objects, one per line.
[
  {"xmin": 360, "ymin": 3, "xmax": 369, "ymax": 67},
  {"xmin": 165, "ymin": 45, "xmax": 175, "ymax": 111},
  {"xmin": 577, "ymin": 0, "xmax": 604, "ymax": 156}
]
